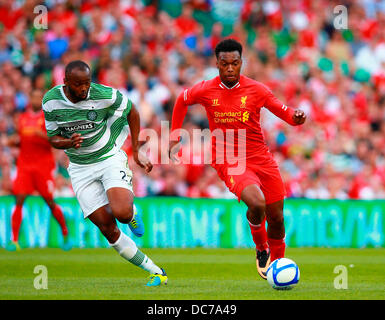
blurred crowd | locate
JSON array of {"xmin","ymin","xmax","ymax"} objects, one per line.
[{"xmin": 0, "ymin": 0, "xmax": 384, "ymax": 200}]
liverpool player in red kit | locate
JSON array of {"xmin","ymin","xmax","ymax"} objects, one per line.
[
  {"xmin": 5, "ymin": 89, "xmax": 70, "ymax": 251},
  {"xmin": 169, "ymin": 39, "xmax": 306, "ymax": 279}
]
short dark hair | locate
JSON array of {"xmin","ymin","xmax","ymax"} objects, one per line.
[
  {"xmin": 65, "ymin": 60, "xmax": 90, "ymax": 77},
  {"xmin": 215, "ymin": 39, "xmax": 243, "ymax": 59}
]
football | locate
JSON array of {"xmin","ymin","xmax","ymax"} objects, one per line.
[{"xmin": 266, "ymin": 258, "xmax": 300, "ymax": 290}]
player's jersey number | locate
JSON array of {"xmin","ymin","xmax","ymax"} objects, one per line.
[{"xmin": 120, "ymin": 170, "xmax": 133, "ymax": 185}]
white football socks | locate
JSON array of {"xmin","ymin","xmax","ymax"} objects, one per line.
[{"xmin": 109, "ymin": 231, "xmax": 162, "ymax": 275}]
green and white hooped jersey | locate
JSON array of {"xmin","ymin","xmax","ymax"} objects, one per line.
[{"xmin": 43, "ymin": 83, "xmax": 132, "ymax": 165}]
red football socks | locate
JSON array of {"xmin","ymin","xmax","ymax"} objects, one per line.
[
  {"xmin": 51, "ymin": 205, "xmax": 68, "ymax": 237},
  {"xmin": 11, "ymin": 204, "xmax": 68, "ymax": 241},
  {"xmin": 248, "ymin": 217, "xmax": 269, "ymax": 252},
  {"xmin": 11, "ymin": 205, "xmax": 23, "ymax": 242},
  {"xmin": 268, "ymin": 237, "xmax": 286, "ymax": 261}
]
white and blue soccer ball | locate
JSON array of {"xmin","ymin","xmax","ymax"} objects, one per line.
[{"xmin": 266, "ymin": 258, "xmax": 300, "ymax": 290}]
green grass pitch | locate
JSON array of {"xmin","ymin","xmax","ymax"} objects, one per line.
[{"xmin": 0, "ymin": 247, "xmax": 384, "ymax": 300}]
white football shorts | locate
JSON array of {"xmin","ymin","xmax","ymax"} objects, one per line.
[{"xmin": 67, "ymin": 149, "xmax": 134, "ymax": 218}]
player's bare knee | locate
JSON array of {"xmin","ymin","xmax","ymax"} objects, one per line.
[
  {"xmin": 248, "ymin": 199, "xmax": 265, "ymax": 216},
  {"xmin": 267, "ymin": 213, "xmax": 284, "ymax": 227},
  {"xmin": 246, "ymin": 199, "xmax": 266, "ymax": 225},
  {"xmin": 15, "ymin": 195, "xmax": 27, "ymax": 206},
  {"xmin": 113, "ymin": 204, "xmax": 134, "ymax": 224}
]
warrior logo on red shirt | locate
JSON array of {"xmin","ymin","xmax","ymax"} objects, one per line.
[{"xmin": 212, "ymin": 98, "xmax": 220, "ymax": 106}]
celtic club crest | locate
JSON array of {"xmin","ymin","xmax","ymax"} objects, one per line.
[{"xmin": 87, "ymin": 110, "xmax": 97, "ymax": 121}]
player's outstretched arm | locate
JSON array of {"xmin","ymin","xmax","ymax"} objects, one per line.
[
  {"xmin": 48, "ymin": 133, "xmax": 83, "ymax": 150},
  {"xmin": 127, "ymin": 103, "xmax": 153, "ymax": 173},
  {"xmin": 169, "ymin": 91, "xmax": 189, "ymax": 161},
  {"xmin": 169, "ymin": 82, "xmax": 203, "ymax": 161},
  {"xmin": 264, "ymin": 91, "xmax": 306, "ymax": 126}
]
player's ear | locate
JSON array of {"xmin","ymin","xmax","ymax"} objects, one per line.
[{"xmin": 63, "ymin": 73, "xmax": 71, "ymax": 85}]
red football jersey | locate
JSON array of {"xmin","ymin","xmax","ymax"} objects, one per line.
[
  {"xmin": 17, "ymin": 110, "xmax": 55, "ymax": 168},
  {"xmin": 171, "ymin": 75, "xmax": 298, "ymax": 167}
]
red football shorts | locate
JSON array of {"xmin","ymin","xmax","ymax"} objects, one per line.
[
  {"xmin": 13, "ymin": 165, "xmax": 55, "ymax": 199},
  {"xmin": 214, "ymin": 160, "xmax": 286, "ymax": 204}
]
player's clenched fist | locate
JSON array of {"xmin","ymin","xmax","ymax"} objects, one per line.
[
  {"xmin": 70, "ymin": 133, "xmax": 83, "ymax": 149},
  {"xmin": 133, "ymin": 150, "xmax": 153, "ymax": 173},
  {"xmin": 292, "ymin": 109, "xmax": 306, "ymax": 125}
]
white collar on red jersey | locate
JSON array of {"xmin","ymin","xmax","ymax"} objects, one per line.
[{"xmin": 219, "ymin": 81, "xmax": 241, "ymax": 90}]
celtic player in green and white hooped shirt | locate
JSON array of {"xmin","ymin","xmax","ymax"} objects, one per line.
[
  {"xmin": 43, "ymin": 80, "xmax": 130, "ymax": 165},
  {"xmin": 42, "ymin": 60, "xmax": 168, "ymax": 286}
]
